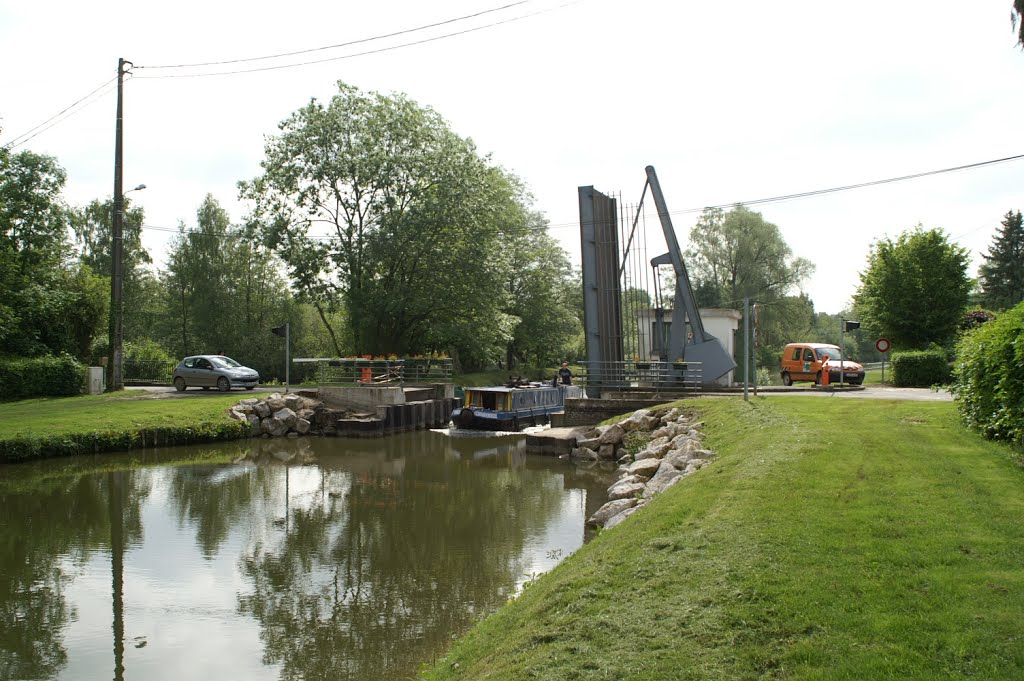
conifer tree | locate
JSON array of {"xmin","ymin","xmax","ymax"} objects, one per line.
[{"xmin": 978, "ymin": 210, "xmax": 1024, "ymax": 311}]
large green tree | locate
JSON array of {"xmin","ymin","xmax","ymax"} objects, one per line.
[
  {"xmin": 978, "ymin": 209, "xmax": 1023, "ymax": 311},
  {"xmin": 241, "ymin": 82, "xmax": 546, "ymax": 367},
  {"xmin": 686, "ymin": 205, "xmax": 814, "ymax": 308},
  {"xmin": 0, "ymin": 149, "xmax": 106, "ymax": 358},
  {"xmin": 854, "ymin": 226, "xmax": 971, "ymax": 350},
  {"xmin": 685, "ymin": 205, "xmax": 813, "ymax": 379},
  {"xmin": 70, "ymin": 197, "xmax": 161, "ymax": 349},
  {"xmin": 159, "ymin": 195, "xmax": 296, "ymax": 377},
  {"xmin": 501, "ymin": 215, "xmax": 581, "ymax": 369}
]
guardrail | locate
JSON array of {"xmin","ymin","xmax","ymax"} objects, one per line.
[
  {"xmin": 294, "ymin": 358, "xmax": 453, "ymax": 387},
  {"xmin": 574, "ymin": 360, "xmax": 703, "ymax": 395}
]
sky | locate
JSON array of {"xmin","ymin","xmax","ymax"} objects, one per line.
[{"xmin": 1, "ymin": 0, "xmax": 1022, "ymax": 314}]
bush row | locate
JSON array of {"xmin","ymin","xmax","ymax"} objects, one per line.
[
  {"xmin": 952, "ymin": 302, "xmax": 1024, "ymax": 444},
  {"xmin": 890, "ymin": 350, "xmax": 949, "ymax": 387},
  {"xmin": 0, "ymin": 420, "xmax": 250, "ymax": 463},
  {"xmin": 0, "ymin": 354, "xmax": 85, "ymax": 401}
]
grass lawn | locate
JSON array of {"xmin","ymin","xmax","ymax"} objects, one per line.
[
  {"xmin": 422, "ymin": 396, "xmax": 1024, "ymax": 680},
  {"xmin": 0, "ymin": 391, "xmax": 243, "ymax": 439}
]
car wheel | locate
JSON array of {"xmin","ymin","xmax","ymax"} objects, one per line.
[
  {"xmin": 781, "ymin": 372, "xmax": 793, "ymax": 386},
  {"xmin": 815, "ymin": 371, "xmax": 822, "ymax": 385},
  {"xmin": 217, "ymin": 376, "xmax": 230, "ymax": 392},
  {"xmin": 245, "ymin": 386, "xmax": 256, "ymax": 391},
  {"xmin": 174, "ymin": 377, "xmax": 186, "ymax": 392}
]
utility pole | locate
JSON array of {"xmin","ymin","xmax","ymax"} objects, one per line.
[{"xmin": 107, "ymin": 58, "xmax": 130, "ymax": 391}]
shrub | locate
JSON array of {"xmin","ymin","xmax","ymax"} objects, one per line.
[
  {"xmin": 890, "ymin": 350, "xmax": 949, "ymax": 387},
  {"xmin": 952, "ymin": 302, "xmax": 1024, "ymax": 444},
  {"xmin": 0, "ymin": 354, "xmax": 85, "ymax": 401},
  {"xmin": 0, "ymin": 420, "xmax": 249, "ymax": 463}
]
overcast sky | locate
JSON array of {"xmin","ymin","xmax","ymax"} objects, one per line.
[{"xmin": 2, "ymin": 0, "xmax": 1022, "ymax": 314}]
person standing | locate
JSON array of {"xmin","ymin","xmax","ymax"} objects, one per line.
[{"xmin": 558, "ymin": 362, "xmax": 573, "ymax": 385}]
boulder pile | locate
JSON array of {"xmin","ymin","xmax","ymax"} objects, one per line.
[
  {"xmin": 578, "ymin": 407, "xmax": 714, "ymax": 530},
  {"xmin": 228, "ymin": 393, "xmax": 325, "ymax": 438}
]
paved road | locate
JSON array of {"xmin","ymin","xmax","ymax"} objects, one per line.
[{"xmin": 124, "ymin": 385, "xmax": 283, "ymax": 399}]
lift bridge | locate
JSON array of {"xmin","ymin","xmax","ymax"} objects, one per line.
[{"xmin": 578, "ymin": 166, "xmax": 736, "ymax": 397}]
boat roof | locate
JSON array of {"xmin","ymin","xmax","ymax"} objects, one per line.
[{"xmin": 465, "ymin": 384, "xmax": 555, "ymax": 393}]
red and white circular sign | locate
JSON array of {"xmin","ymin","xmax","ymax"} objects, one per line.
[{"xmin": 875, "ymin": 337, "xmax": 891, "ymax": 353}]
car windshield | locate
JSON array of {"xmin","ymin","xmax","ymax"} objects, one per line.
[
  {"xmin": 210, "ymin": 356, "xmax": 242, "ymax": 368},
  {"xmin": 814, "ymin": 347, "xmax": 848, "ymax": 361}
]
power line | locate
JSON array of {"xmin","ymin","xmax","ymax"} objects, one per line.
[
  {"xmin": 1, "ymin": 76, "xmax": 119, "ymax": 151},
  {"xmin": 541, "ymin": 152, "xmax": 1024, "ymax": 231},
  {"xmin": 133, "ymin": 0, "xmax": 584, "ymax": 79},
  {"xmin": 137, "ymin": 1, "xmax": 531, "ymax": 70}
]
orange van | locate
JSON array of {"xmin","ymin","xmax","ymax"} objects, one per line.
[{"xmin": 780, "ymin": 343, "xmax": 865, "ymax": 386}]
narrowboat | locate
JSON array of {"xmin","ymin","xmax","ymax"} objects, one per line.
[{"xmin": 451, "ymin": 383, "xmax": 584, "ymax": 431}]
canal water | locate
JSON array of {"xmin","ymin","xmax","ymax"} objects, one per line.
[{"xmin": 0, "ymin": 431, "xmax": 613, "ymax": 681}]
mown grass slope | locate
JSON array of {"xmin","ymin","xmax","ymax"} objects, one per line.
[{"xmin": 422, "ymin": 397, "xmax": 1024, "ymax": 680}]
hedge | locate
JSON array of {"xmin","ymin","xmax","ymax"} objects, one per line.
[
  {"xmin": 952, "ymin": 303, "xmax": 1024, "ymax": 444},
  {"xmin": 889, "ymin": 350, "xmax": 949, "ymax": 387},
  {"xmin": 0, "ymin": 354, "xmax": 85, "ymax": 401},
  {"xmin": 0, "ymin": 420, "xmax": 250, "ymax": 463}
]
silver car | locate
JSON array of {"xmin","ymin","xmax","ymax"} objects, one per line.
[{"xmin": 172, "ymin": 355, "xmax": 260, "ymax": 392}]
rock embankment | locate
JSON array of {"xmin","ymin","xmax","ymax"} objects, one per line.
[
  {"xmin": 579, "ymin": 407, "xmax": 714, "ymax": 530},
  {"xmin": 227, "ymin": 393, "xmax": 325, "ymax": 437}
]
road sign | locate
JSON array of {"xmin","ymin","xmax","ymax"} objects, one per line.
[{"xmin": 876, "ymin": 337, "xmax": 891, "ymax": 353}]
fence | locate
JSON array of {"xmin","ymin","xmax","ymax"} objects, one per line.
[
  {"xmin": 122, "ymin": 359, "xmax": 177, "ymax": 385},
  {"xmin": 294, "ymin": 358, "xmax": 454, "ymax": 387},
  {"xmin": 574, "ymin": 360, "xmax": 703, "ymax": 395}
]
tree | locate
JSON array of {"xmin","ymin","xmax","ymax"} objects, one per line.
[
  {"xmin": 1014, "ymin": 1, "xmax": 1024, "ymax": 47},
  {"xmin": 978, "ymin": 210, "xmax": 1024, "ymax": 311},
  {"xmin": 501, "ymin": 215, "xmax": 581, "ymax": 369},
  {"xmin": 242, "ymin": 82, "xmax": 541, "ymax": 366},
  {"xmin": 853, "ymin": 225, "xmax": 971, "ymax": 350},
  {"xmin": 158, "ymin": 195, "xmax": 299, "ymax": 380},
  {"xmin": 0, "ymin": 149, "xmax": 107, "ymax": 358},
  {"xmin": 686, "ymin": 205, "xmax": 814, "ymax": 307}
]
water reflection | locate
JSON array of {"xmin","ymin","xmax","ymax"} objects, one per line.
[{"xmin": 0, "ymin": 431, "xmax": 612, "ymax": 680}]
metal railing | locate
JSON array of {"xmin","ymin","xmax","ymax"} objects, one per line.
[
  {"xmin": 122, "ymin": 359, "xmax": 177, "ymax": 385},
  {"xmin": 574, "ymin": 360, "xmax": 703, "ymax": 395},
  {"xmin": 294, "ymin": 358, "xmax": 453, "ymax": 387}
]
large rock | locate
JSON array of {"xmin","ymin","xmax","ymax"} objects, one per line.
[
  {"xmin": 663, "ymin": 447, "xmax": 696, "ymax": 470},
  {"xmin": 625, "ymin": 457, "xmax": 661, "ymax": 480},
  {"xmin": 263, "ymin": 416, "xmax": 288, "ymax": 437},
  {"xmin": 604, "ymin": 505, "xmax": 642, "ymax": 529},
  {"xmin": 598, "ymin": 424, "xmax": 626, "ymax": 446},
  {"xmin": 588, "ymin": 498, "xmax": 636, "ymax": 527},
  {"xmin": 272, "ymin": 407, "xmax": 297, "ymax": 431},
  {"xmin": 572, "ymin": 446, "xmax": 598, "ymax": 461},
  {"xmin": 294, "ymin": 417, "xmax": 311, "ymax": 435},
  {"xmin": 575, "ymin": 436, "xmax": 601, "ymax": 450},
  {"xmin": 253, "ymin": 401, "xmax": 271, "ymax": 418},
  {"xmin": 607, "ymin": 481, "xmax": 646, "ymax": 501},
  {"xmin": 598, "ymin": 444, "xmax": 617, "ymax": 460},
  {"xmin": 284, "ymin": 394, "xmax": 301, "ymax": 411},
  {"xmin": 239, "ymin": 398, "xmax": 260, "ymax": 406},
  {"xmin": 266, "ymin": 396, "xmax": 287, "ymax": 413},
  {"xmin": 643, "ymin": 465, "xmax": 683, "ymax": 498},
  {"xmin": 246, "ymin": 414, "xmax": 261, "ymax": 436},
  {"xmin": 635, "ymin": 436, "xmax": 673, "ymax": 461}
]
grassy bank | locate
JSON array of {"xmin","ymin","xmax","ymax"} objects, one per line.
[
  {"xmin": 0, "ymin": 392, "xmax": 248, "ymax": 462},
  {"xmin": 422, "ymin": 397, "xmax": 1024, "ymax": 680}
]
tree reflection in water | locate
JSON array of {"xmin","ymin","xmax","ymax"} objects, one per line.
[
  {"xmin": 0, "ymin": 466, "xmax": 148, "ymax": 680},
  {"xmin": 0, "ymin": 432, "xmax": 611, "ymax": 681},
  {"xmin": 236, "ymin": 433, "xmax": 572, "ymax": 681}
]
